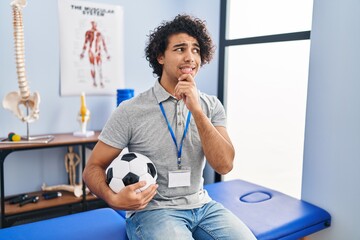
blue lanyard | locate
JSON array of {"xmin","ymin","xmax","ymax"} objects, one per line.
[{"xmin": 159, "ymin": 102, "xmax": 191, "ymax": 169}]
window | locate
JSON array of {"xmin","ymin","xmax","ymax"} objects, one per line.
[
  {"xmin": 219, "ymin": 0, "xmax": 313, "ymax": 198},
  {"xmin": 228, "ymin": 0, "xmax": 313, "ymax": 39}
]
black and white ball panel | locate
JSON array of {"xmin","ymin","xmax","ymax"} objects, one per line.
[{"xmin": 105, "ymin": 152, "xmax": 157, "ymax": 193}]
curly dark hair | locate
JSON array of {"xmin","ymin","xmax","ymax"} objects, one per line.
[{"xmin": 145, "ymin": 14, "xmax": 215, "ymax": 78}]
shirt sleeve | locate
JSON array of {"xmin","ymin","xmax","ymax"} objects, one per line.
[
  {"xmin": 98, "ymin": 103, "xmax": 131, "ymax": 149},
  {"xmin": 200, "ymin": 93, "xmax": 227, "ymax": 127}
]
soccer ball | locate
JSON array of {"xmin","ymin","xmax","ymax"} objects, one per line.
[{"xmin": 106, "ymin": 152, "xmax": 157, "ymax": 193}]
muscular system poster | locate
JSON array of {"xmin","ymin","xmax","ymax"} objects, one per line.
[{"xmin": 58, "ymin": 0, "xmax": 124, "ymax": 95}]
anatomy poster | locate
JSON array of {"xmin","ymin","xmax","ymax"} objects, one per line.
[{"xmin": 58, "ymin": 0, "xmax": 124, "ymax": 95}]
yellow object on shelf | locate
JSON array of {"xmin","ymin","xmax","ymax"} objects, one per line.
[
  {"xmin": 80, "ymin": 92, "xmax": 87, "ymax": 123},
  {"xmin": 12, "ymin": 134, "xmax": 21, "ymax": 141}
]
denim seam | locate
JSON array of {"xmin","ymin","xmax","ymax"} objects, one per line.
[{"xmin": 196, "ymin": 224, "xmax": 219, "ymax": 240}]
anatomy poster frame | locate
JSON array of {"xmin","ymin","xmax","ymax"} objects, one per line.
[{"xmin": 58, "ymin": 0, "xmax": 124, "ymax": 96}]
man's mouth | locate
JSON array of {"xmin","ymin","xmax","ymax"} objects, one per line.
[{"xmin": 180, "ymin": 67, "xmax": 194, "ymax": 74}]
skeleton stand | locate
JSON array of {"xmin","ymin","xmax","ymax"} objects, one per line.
[{"xmin": 23, "ymin": 102, "xmax": 54, "ymax": 143}]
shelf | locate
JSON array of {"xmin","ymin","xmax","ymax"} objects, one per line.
[
  {"xmin": 0, "ymin": 132, "xmax": 100, "ymax": 151},
  {"xmin": 5, "ymin": 191, "xmax": 98, "ymax": 215},
  {"xmin": 0, "ymin": 132, "xmax": 102, "ymax": 228}
]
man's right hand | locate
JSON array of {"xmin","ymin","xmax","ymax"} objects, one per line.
[{"xmin": 108, "ymin": 181, "xmax": 158, "ymax": 211}]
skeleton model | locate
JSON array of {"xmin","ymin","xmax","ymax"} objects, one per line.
[
  {"xmin": 73, "ymin": 92, "xmax": 94, "ymax": 137},
  {"xmin": 2, "ymin": 1, "xmax": 52, "ymax": 142},
  {"xmin": 3, "ymin": 0, "xmax": 40, "ymax": 123}
]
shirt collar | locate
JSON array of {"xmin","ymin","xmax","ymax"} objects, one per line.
[{"xmin": 154, "ymin": 80, "xmax": 176, "ymax": 103}]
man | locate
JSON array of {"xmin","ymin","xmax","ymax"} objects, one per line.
[
  {"xmin": 83, "ymin": 14, "xmax": 256, "ymax": 240},
  {"xmin": 80, "ymin": 21, "xmax": 110, "ymax": 88}
]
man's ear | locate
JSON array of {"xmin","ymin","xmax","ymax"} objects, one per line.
[{"xmin": 157, "ymin": 55, "xmax": 164, "ymax": 64}]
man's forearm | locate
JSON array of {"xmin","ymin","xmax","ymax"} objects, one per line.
[{"xmin": 83, "ymin": 163, "xmax": 114, "ymax": 203}]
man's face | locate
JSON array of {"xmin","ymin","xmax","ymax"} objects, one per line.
[{"xmin": 157, "ymin": 33, "xmax": 201, "ymax": 81}]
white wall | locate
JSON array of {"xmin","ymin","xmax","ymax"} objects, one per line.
[
  {"xmin": 302, "ymin": 0, "xmax": 360, "ymax": 239},
  {"xmin": 0, "ymin": 0, "xmax": 220, "ymax": 195}
]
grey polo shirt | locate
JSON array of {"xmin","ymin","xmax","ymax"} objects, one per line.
[{"xmin": 99, "ymin": 80, "xmax": 227, "ymax": 213}]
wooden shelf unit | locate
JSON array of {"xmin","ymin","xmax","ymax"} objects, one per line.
[{"xmin": 0, "ymin": 131, "xmax": 106, "ymax": 228}]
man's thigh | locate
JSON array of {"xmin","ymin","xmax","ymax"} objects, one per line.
[
  {"xmin": 126, "ymin": 209, "xmax": 193, "ymax": 240},
  {"xmin": 193, "ymin": 201, "xmax": 257, "ymax": 240}
]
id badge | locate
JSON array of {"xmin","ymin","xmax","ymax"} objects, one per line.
[{"xmin": 168, "ymin": 168, "xmax": 191, "ymax": 188}]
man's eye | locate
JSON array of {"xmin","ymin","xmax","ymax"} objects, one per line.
[
  {"xmin": 193, "ymin": 48, "xmax": 200, "ymax": 53},
  {"xmin": 176, "ymin": 48, "xmax": 183, "ymax": 52}
]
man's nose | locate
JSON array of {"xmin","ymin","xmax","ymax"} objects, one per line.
[{"xmin": 184, "ymin": 50, "xmax": 195, "ymax": 62}]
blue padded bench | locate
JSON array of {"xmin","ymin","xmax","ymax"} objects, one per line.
[
  {"xmin": 0, "ymin": 208, "xmax": 127, "ymax": 240},
  {"xmin": 0, "ymin": 179, "xmax": 331, "ymax": 240},
  {"xmin": 204, "ymin": 179, "xmax": 331, "ymax": 240},
  {"xmin": 117, "ymin": 179, "xmax": 331, "ymax": 239}
]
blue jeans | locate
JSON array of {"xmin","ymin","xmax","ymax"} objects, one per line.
[{"xmin": 126, "ymin": 201, "xmax": 256, "ymax": 240}]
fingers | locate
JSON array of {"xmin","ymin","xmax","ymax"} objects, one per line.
[
  {"xmin": 140, "ymin": 183, "xmax": 158, "ymax": 203},
  {"xmin": 138, "ymin": 184, "xmax": 158, "ymax": 209},
  {"xmin": 174, "ymin": 74, "xmax": 201, "ymax": 113},
  {"xmin": 174, "ymin": 74, "xmax": 195, "ymax": 100},
  {"xmin": 178, "ymin": 72, "xmax": 194, "ymax": 82},
  {"xmin": 113, "ymin": 181, "xmax": 158, "ymax": 210},
  {"xmin": 127, "ymin": 180, "xmax": 147, "ymax": 191}
]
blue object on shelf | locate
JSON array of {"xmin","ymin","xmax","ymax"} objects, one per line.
[{"xmin": 117, "ymin": 89, "xmax": 134, "ymax": 106}]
